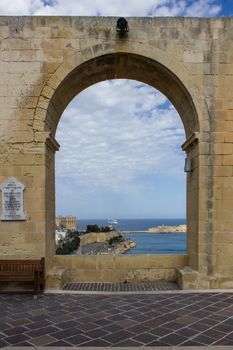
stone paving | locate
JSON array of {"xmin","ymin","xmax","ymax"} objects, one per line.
[{"xmin": 1, "ymin": 292, "xmax": 233, "ymax": 347}]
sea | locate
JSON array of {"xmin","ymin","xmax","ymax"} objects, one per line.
[{"xmin": 78, "ymin": 218, "xmax": 186, "ymax": 255}]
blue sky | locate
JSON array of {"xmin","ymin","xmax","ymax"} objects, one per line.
[
  {"xmin": 215, "ymin": 0, "xmax": 233, "ymax": 16},
  {"xmin": 0, "ymin": 1, "xmax": 232, "ymax": 16},
  {"xmin": 56, "ymin": 81, "xmax": 185, "ymax": 219},
  {"xmin": 0, "ymin": 1, "xmax": 232, "ymax": 219}
]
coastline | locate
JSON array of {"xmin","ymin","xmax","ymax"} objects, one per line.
[
  {"xmin": 123, "ymin": 227, "xmax": 187, "ymax": 234},
  {"xmin": 77, "ymin": 231, "xmax": 136, "ymax": 255},
  {"xmin": 77, "ymin": 219, "xmax": 186, "ymax": 233},
  {"xmin": 148, "ymin": 224, "xmax": 186, "ymax": 233},
  {"xmin": 123, "ymin": 230, "xmax": 150, "ymax": 233}
]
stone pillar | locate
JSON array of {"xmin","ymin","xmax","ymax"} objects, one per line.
[
  {"xmin": 45, "ymin": 134, "xmax": 60, "ymax": 268},
  {"xmin": 182, "ymin": 133, "xmax": 200, "ymax": 272}
]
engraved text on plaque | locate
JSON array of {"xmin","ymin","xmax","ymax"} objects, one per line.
[{"xmin": 0, "ymin": 178, "xmax": 26, "ymax": 221}]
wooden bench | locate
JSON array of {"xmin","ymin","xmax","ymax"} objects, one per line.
[{"xmin": 0, "ymin": 258, "xmax": 45, "ymax": 293}]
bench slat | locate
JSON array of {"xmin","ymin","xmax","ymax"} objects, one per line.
[{"xmin": 0, "ymin": 258, "xmax": 45, "ymax": 293}]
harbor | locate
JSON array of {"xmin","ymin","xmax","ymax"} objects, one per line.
[
  {"xmin": 77, "ymin": 229, "xmax": 136, "ymax": 255},
  {"xmin": 56, "ymin": 218, "xmax": 187, "ymax": 256}
]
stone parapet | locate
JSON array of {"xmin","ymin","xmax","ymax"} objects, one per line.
[{"xmin": 47, "ymin": 254, "xmax": 188, "ymax": 288}]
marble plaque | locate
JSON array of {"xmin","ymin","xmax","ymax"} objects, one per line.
[{"xmin": 0, "ymin": 178, "xmax": 26, "ymax": 221}]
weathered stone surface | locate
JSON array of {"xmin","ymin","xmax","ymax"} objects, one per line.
[
  {"xmin": 0, "ymin": 16, "xmax": 232, "ymax": 289},
  {"xmin": 51, "ymin": 254, "xmax": 188, "ymax": 286}
]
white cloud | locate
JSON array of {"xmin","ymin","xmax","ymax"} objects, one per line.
[
  {"xmin": 0, "ymin": 0, "xmax": 43, "ymax": 15},
  {"xmin": 56, "ymin": 80, "xmax": 185, "ymax": 193},
  {"xmin": 185, "ymin": 0, "xmax": 221, "ymax": 16},
  {"xmin": 0, "ymin": 0, "xmax": 222, "ymax": 17}
]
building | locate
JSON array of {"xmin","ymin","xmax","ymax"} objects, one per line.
[{"xmin": 56, "ymin": 216, "xmax": 77, "ymax": 232}]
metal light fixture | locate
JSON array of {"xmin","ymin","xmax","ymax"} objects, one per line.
[
  {"xmin": 116, "ymin": 17, "xmax": 129, "ymax": 37},
  {"xmin": 184, "ymin": 158, "xmax": 193, "ymax": 172}
]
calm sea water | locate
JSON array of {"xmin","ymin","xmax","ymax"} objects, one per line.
[
  {"xmin": 125, "ymin": 232, "xmax": 186, "ymax": 254},
  {"xmin": 78, "ymin": 218, "xmax": 186, "ymax": 254},
  {"xmin": 78, "ymin": 218, "xmax": 185, "ymax": 231}
]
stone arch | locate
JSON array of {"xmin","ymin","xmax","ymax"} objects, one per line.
[
  {"xmin": 38, "ymin": 46, "xmax": 208, "ymax": 281},
  {"xmin": 2, "ymin": 17, "xmax": 233, "ymax": 289},
  {"xmin": 34, "ymin": 44, "xmax": 209, "ymax": 140}
]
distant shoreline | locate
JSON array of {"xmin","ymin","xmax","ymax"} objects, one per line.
[
  {"xmin": 123, "ymin": 230, "xmax": 150, "ymax": 233},
  {"xmin": 77, "ymin": 219, "xmax": 186, "ymax": 233},
  {"xmin": 148, "ymin": 224, "xmax": 187, "ymax": 233},
  {"xmin": 123, "ymin": 231, "xmax": 186, "ymax": 234},
  {"xmin": 123, "ymin": 225, "xmax": 187, "ymax": 234}
]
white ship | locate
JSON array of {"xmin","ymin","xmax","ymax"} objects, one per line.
[{"xmin": 107, "ymin": 218, "xmax": 118, "ymax": 225}]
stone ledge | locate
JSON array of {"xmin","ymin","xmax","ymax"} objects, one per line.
[
  {"xmin": 176, "ymin": 266, "xmax": 213, "ymax": 289},
  {"xmin": 46, "ymin": 267, "xmax": 70, "ymax": 289},
  {"xmin": 177, "ymin": 267, "xmax": 233, "ymax": 289}
]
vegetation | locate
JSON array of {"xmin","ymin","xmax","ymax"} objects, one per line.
[
  {"xmin": 86, "ymin": 225, "xmax": 114, "ymax": 233},
  {"xmin": 108, "ymin": 234, "xmax": 123, "ymax": 246},
  {"xmin": 56, "ymin": 230, "xmax": 80, "ymax": 255},
  {"xmin": 55, "ymin": 225, "xmax": 121, "ymax": 255}
]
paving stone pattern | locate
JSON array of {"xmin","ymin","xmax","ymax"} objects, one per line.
[
  {"xmin": 1, "ymin": 293, "xmax": 233, "ymax": 347},
  {"xmin": 63, "ymin": 281, "xmax": 179, "ymax": 292}
]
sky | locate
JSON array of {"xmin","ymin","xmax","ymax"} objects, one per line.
[
  {"xmin": 0, "ymin": 0, "xmax": 232, "ymax": 219},
  {"xmin": 0, "ymin": 0, "xmax": 232, "ymax": 17},
  {"xmin": 56, "ymin": 81, "xmax": 185, "ymax": 219}
]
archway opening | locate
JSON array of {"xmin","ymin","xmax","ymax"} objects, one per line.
[
  {"xmin": 42, "ymin": 52, "xmax": 200, "ymax": 274},
  {"xmin": 55, "ymin": 79, "xmax": 186, "ymax": 256}
]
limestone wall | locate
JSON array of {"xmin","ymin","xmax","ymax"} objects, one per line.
[
  {"xmin": 0, "ymin": 17, "xmax": 232, "ymax": 288},
  {"xmin": 79, "ymin": 231, "xmax": 119, "ymax": 246},
  {"xmin": 50, "ymin": 254, "xmax": 188, "ymax": 287}
]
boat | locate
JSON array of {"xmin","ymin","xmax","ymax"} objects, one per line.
[{"xmin": 107, "ymin": 219, "xmax": 118, "ymax": 225}]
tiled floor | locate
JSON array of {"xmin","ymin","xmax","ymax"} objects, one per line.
[{"xmin": 1, "ymin": 292, "xmax": 233, "ymax": 347}]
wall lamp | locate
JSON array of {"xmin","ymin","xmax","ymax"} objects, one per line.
[
  {"xmin": 116, "ymin": 17, "xmax": 129, "ymax": 37},
  {"xmin": 184, "ymin": 158, "xmax": 193, "ymax": 172}
]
